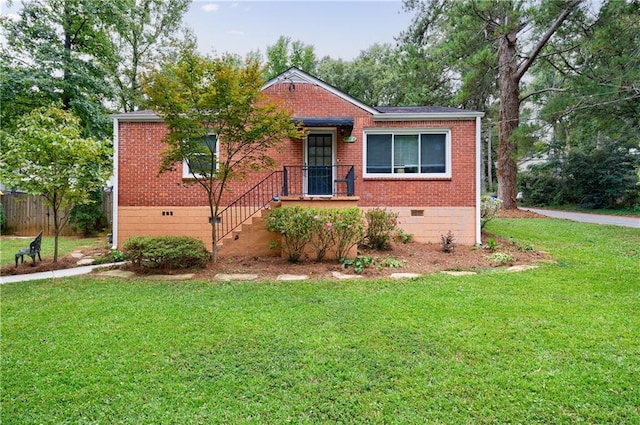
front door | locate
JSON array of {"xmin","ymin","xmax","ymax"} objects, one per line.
[{"xmin": 306, "ymin": 133, "xmax": 334, "ymax": 196}]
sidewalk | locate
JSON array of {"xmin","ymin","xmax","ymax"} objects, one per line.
[
  {"xmin": 524, "ymin": 208, "xmax": 640, "ymax": 228},
  {"xmin": 0, "ymin": 262, "xmax": 124, "ymax": 285}
]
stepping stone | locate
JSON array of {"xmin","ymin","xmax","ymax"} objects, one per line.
[
  {"xmin": 76, "ymin": 258, "xmax": 95, "ymax": 266},
  {"xmin": 506, "ymin": 264, "xmax": 538, "ymax": 273},
  {"xmin": 390, "ymin": 273, "xmax": 422, "ymax": 279},
  {"xmin": 146, "ymin": 273, "xmax": 194, "ymax": 281},
  {"xmin": 215, "ymin": 273, "xmax": 259, "ymax": 282},
  {"xmin": 331, "ymin": 271, "xmax": 363, "ymax": 280},
  {"xmin": 441, "ymin": 271, "xmax": 477, "ymax": 276},
  {"xmin": 97, "ymin": 270, "xmax": 136, "ymax": 278},
  {"xmin": 70, "ymin": 252, "xmax": 84, "ymax": 259},
  {"xmin": 277, "ymin": 274, "xmax": 309, "ymax": 281}
]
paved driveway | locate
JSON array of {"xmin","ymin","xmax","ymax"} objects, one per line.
[{"xmin": 524, "ymin": 208, "xmax": 640, "ymax": 228}]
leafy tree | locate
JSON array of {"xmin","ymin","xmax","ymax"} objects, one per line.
[
  {"xmin": 403, "ymin": 0, "xmax": 582, "ymax": 209},
  {"xmin": 0, "ymin": 106, "xmax": 111, "ymax": 262},
  {"xmin": 144, "ymin": 46, "xmax": 303, "ymax": 262},
  {"xmin": 317, "ymin": 43, "xmax": 453, "ymax": 107},
  {"xmin": 519, "ymin": 142, "xmax": 639, "ymax": 208},
  {"xmin": 521, "ymin": 0, "xmax": 640, "ymax": 209},
  {"xmin": 264, "ymin": 36, "xmax": 317, "ymax": 80},
  {"xmin": 106, "ymin": 0, "xmax": 191, "ymax": 112},
  {"xmin": 1, "ymin": 0, "xmax": 114, "ymax": 138},
  {"xmin": 317, "ymin": 44, "xmax": 400, "ymax": 106}
]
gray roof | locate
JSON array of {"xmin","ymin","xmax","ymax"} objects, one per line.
[{"xmin": 376, "ymin": 106, "xmax": 481, "ymax": 114}]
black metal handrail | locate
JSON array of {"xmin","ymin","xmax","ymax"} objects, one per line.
[
  {"xmin": 215, "ymin": 165, "xmax": 356, "ymax": 243},
  {"xmin": 215, "ymin": 171, "xmax": 284, "ymax": 242},
  {"xmin": 283, "ymin": 165, "xmax": 355, "ymax": 197}
]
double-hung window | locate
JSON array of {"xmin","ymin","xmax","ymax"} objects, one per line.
[
  {"xmin": 183, "ymin": 134, "xmax": 219, "ymax": 178},
  {"xmin": 364, "ymin": 130, "xmax": 450, "ymax": 178}
]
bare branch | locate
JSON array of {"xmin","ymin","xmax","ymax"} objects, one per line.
[
  {"xmin": 515, "ymin": 0, "xmax": 581, "ymax": 82},
  {"xmin": 520, "ymin": 87, "xmax": 567, "ymax": 103}
]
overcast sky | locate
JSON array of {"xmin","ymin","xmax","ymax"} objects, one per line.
[
  {"xmin": 0, "ymin": 0, "xmax": 414, "ymax": 61},
  {"xmin": 187, "ymin": 0, "xmax": 413, "ymax": 60}
]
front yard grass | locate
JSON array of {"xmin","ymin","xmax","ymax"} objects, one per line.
[{"xmin": 1, "ymin": 219, "xmax": 639, "ymax": 423}]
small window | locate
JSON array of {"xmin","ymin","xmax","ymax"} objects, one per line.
[
  {"xmin": 364, "ymin": 130, "xmax": 451, "ymax": 178},
  {"xmin": 183, "ymin": 134, "xmax": 218, "ymax": 178},
  {"xmin": 420, "ymin": 134, "xmax": 446, "ymax": 173},
  {"xmin": 366, "ymin": 134, "xmax": 392, "ymax": 174}
]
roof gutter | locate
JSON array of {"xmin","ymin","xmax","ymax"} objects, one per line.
[
  {"xmin": 111, "ymin": 118, "xmax": 119, "ymax": 250},
  {"xmin": 373, "ymin": 112, "xmax": 485, "ymax": 121},
  {"xmin": 110, "ymin": 112, "xmax": 164, "ymax": 122}
]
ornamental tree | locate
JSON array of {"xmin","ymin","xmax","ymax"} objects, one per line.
[
  {"xmin": 0, "ymin": 106, "xmax": 111, "ymax": 262},
  {"xmin": 144, "ymin": 45, "xmax": 302, "ymax": 262}
]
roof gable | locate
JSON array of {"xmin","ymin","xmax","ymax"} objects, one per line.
[
  {"xmin": 262, "ymin": 67, "xmax": 379, "ymax": 115},
  {"xmin": 112, "ymin": 68, "xmax": 483, "ymax": 122}
]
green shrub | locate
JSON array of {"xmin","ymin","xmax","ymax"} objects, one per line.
[
  {"xmin": 518, "ymin": 144, "xmax": 640, "ymax": 209},
  {"xmin": 0, "ymin": 201, "xmax": 6, "ymax": 234},
  {"xmin": 341, "ymin": 255, "xmax": 374, "ymax": 274},
  {"xmin": 122, "ymin": 236, "xmax": 209, "ymax": 270},
  {"xmin": 395, "ymin": 227, "xmax": 413, "ymax": 244},
  {"xmin": 518, "ymin": 166, "xmax": 565, "ymax": 206},
  {"xmin": 308, "ymin": 209, "xmax": 334, "ymax": 262},
  {"xmin": 266, "ymin": 206, "xmax": 315, "ymax": 262},
  {"xmin": 487, "ymin": 252, "xmax": 516, "ymax": 264},
  {"xmin": 331, "ymin": 208, "xmax": 364, "ymax": 259},
  {"xmin": 378, "ymin": 256, "xmax": 406, "ymax": 269},
  {"xmin": 266, "ymin": 206, "xmax": 365, "ymax": 262},
  {"xmin": 69, "ymin": 190, "xmax": 108, "ymax": 236},
  {"xmin": 91, "ymin": 249, "xmax": 124, "ymax": 265},
  {"xmin": 483, "ymin": 237, "xmax": 499, "ymax": 252},
  {"xmin": 480, "ymin": 196, "xmax": 502, "ymax": 229},
  {"xmin": 365, "ymin": 208, "xmax": 398, "ymax": 250}
]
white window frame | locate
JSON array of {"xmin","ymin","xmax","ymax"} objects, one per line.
[
  {"xmin": 363, "ymin": 128, "xmax": 452, "ymax": 179},
  {"xmin": 182, "ymin": 134, "xmax": 219, "ymax": 179}
]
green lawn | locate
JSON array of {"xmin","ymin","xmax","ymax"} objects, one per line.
[
  {"xmin": 1, "ymin": 219, "xmax": 639, "ymax": 424},
  {"xmin": 0, "ymin": 235, "xmax": 107, "ymax": 266}
]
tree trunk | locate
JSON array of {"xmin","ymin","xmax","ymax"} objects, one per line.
[
  {"xmin": 210, "ymin": 201, "xmax": 218, "ymax": 263},
  {"xmin": 487, "ymin": 123, "xmax": 493, "ymax": 192},
  {"xmin": 497, "ymin": 31, "xmax": 520, "ymax": 210},
  {"xmin": 52, "ymin": 197, "xmax": 60, "ymax": 263}
]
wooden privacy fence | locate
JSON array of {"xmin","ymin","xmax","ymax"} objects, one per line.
[{"xmin": 1, "ymin": 192, "xmax": 113, "ymax": 237}]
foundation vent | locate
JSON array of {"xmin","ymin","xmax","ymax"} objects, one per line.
[
  {"xmin": 162, "ymin": 211, "xmax": 174, "ymax": 216},
  {"xmin": 410, "ymin": 210, "xmax": 424, "ymax": 217}
]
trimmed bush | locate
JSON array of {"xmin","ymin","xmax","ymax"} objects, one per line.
[
  {"xmin": 331, "ymin": 208, "xmax": 364, "ymax": 259},
  {"xmin": 122, "ymin": 236, "xmax": 209, "ymax": 270},
  {"xmin": 364, "ymin": 208, "xmax": 398, "ymax": 250},
  {"xmin": 266, "ymin": 206, "xmax": 365, "ymax": 262},
  {"xmin": 266, "ymin": 206, "xmax": 315, "ymax": 262},
  {"xmin": 308, "ymin": 210, "xmax": 334, "ymax": 262}
]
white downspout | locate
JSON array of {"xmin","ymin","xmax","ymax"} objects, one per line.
[
  {"xmin": 475, "ymin": 116, "xmax": 482, "ymax": 245},
  {"xmin": 111, "ymin": 118, "xmax": 119, "ymax": 250}
]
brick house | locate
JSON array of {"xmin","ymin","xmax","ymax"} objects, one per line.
[{"xmin": 111, "ymin": 67, "xmax": 484, "ymax": 256}]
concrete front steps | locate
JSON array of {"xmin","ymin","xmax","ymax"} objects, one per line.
[{"xmin": 215, "ymin": 207, "xmax": 280, "ymax": 258}]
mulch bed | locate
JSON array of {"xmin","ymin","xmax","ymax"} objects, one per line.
[{"xmin": 2, "ymin": 208, "xmax": 549, "ymax": 279}]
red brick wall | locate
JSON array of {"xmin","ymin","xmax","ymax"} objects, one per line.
[
  {"xmin": 358, "ymin": 119, "xmax": 476, "ymax": 208},
  {"xmin": 118, "ymin": 82, "xmax": 476, "ymax": 209}
]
